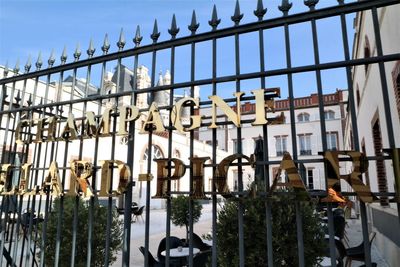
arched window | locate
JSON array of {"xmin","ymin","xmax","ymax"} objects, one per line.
[
  {"xmin": 324, "ymin": 110, "xmax": 335, "ymax": 120},
  {"xmin": 297, "ymin": 113, "xmax": 310, "ymax": 122},
  {"xmin": 142, "ymin": 145, "xmax": 164, "ymax": 161},
  {"xmin": 364, "ymin": 36, "xmax": 371, "ymax": 73},
  {"xmin": 356, "ymin": 84, "xmax": 361, "ymax": 108}
]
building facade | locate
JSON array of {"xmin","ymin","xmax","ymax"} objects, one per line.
[
  {"xmin": 198, "ymin": 89, "xmax": 348, "ymax": 191},
  {"xmin": 344, "ymin": 4, "xmax": 400, "ymax": 266}
]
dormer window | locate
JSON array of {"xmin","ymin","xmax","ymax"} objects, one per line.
[{"xmin": 297, "ymin": 113, "xmax": 310, "ymax": 122}]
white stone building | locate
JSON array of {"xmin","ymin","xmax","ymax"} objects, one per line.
[
  {"xmin": 0, "ymin": 65, "xmax": 228, "ymax": 210},
  {"xmin": 343, "ymin": 4, "xmax": 400, "ymax": 265},
  {"xmin": 198, "ymin": 89, "xmax": 348, "ymax": 191}
]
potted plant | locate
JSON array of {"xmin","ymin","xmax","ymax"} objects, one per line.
[
  {"xmin": 170, "ymin": 195, "xmax": 203, "ymax": 243},
  {"xmin": 216, "ymin": 188, "xmax": 326, "ymax": 266}
]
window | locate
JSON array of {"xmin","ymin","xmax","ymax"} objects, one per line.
[
  {"xmin": 324, "ymin": 110, "xmax": 335, "ymax": 120},
  {"xmin": 275, "ymin": 136, "xmax": 288, "ymax": 157},
  {"xmin": 298, "ymin": 134, "xmax": 312, "ymax": 155},
  {"xmin": 232, "ymin": 139, "xmax": 242, "ymax": 153},
  {"xmin": 297, "ymin": 113, "xmax": 310, "ymax": 122},
  {"xmin": 143, "ymin": 145, "xmax": 164, "ymax": 161},
  {"xmin": 307, "ymin": 169, "xmax": 314, "ymax": 189},
  {"xmin": 326, "ymin": 132, "xmax": 338, "ymax": 150},
  {"xmin": 393, "ymin": 63, "xmax": 400, "ymax": 119},
  {"xmin": 372, "ymin": 119, "xmax": 389, "ymax": 206},
  {"xmin": 364, "ymin": 36, "xmax": 371, "ymax": 73},
  {"xmin": 356, "ymin": 85, "xmax": 361, "ymax": 108},
  {"xmin": 206, "ymin": 140, "xmax": 218, "ymax": 146}
]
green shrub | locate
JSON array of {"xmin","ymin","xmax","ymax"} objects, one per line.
[
  {"xmin": 170, "ymin": 195, "xmax": 203, "ymax": 241},
  {"xmin": 216, "ymin": 192, "xmax": 325, "ymax": 266},
  {"xmin": 39, "ymin": 196, "xmax": 123, "ymax": 267}
]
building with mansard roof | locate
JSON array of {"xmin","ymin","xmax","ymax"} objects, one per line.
[{"xmin": 0, "ymin": 65, "xmax": 228, "ymax": 210}]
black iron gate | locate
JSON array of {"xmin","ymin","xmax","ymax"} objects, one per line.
[{"xmin": 1, "ymin": 0, "xmax": 400, "ymax": 266}]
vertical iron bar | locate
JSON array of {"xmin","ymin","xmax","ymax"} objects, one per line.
[
  {"xmin": 234, "ymin": 28, "xmax": 245, "ymax": 267},
  {"xmin": 166, "ymin": 44, "xmax": 176, "ymax": 267},
  {"xmin": 259, "ymin": 22, "xmax": 274, "ymax": 267},
  {"xmin": 144, "ymin": 46, "xmax": 158, "ymax": 267},
  {"xmin": 33, "ymin": 72, "xmax": 52, "ymax": 267},
  {"xmin": 69, "ymin": 66, "xmax": 79, "ymax": 267},
  {"xmin": 105, "ymin": 60, "xmax": 119, "ymax": 267},
  {"xmin": 87, "ymin": 61, "xmax": 105, "ymax": 267},
  {"xmin": 211, "ymin": 34, "xmax": 218, "ymax": 267},
  {"xmin": 189, "ymin": 31, "xmax": 196, "ymax": 267},
  {"xmin": 81, "ymin": 63, "xmax": 94, "ymax": 267},
  {"xmin": 309, "ymin": 10, "xmax": 337, "ymax": 267},
  {"xmin": 124, "ymin": 52, "xmax": 139, "ymax": 267},
  {"xmin": 283, "ymin": 15, "xmax": 305, "ymax": 267}
]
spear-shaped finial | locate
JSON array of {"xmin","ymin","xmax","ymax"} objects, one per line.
[
  {"xmin": 48, "ymin": 49, "xmax": 55, "ymax": 67},
  {"xmin": 337, "ymin": 0, "xmax": 344, "ymax": 5},
  {"xmin": 14, "ymin": 59, "xmax": 20, "ymax": 74},
  {"xmin": 3, "ymin": 61, "xmax": 9, "ymax": 77},
  {"xmin": 27, "ymin": 94, "xmax": 33, "ymax": 106},
  {"xmin": 61, "ymin": 46, "xmax": 68, "ymax": 64},
  {"xmin": 254, "ymin": 0, "xmax": 267, "ymax": 21},
  {"xmin": 87, "ymin": 39, "xmax": 96, "ymax": 58},
  {"xmin": 278, "ymin": 0, "xmax": 293, "ymax": 16},
  {"xmin": 102, "ymin": 34, "xmax": 110, "ymax": 54},
  {"xmin": 36, "ymin": 52, "xmax": 43, "ymax": 70},
  {"xmin": 168, "ymin": 14, "xmax": 180, "ymax": 39},
  {"xmin": 15, "ymin": 90, "xmax": 21, "ymax": 104},
  {"xmin": 74, "ymin": 43, "xmax": 81, "ymax": 61},
  {"xmin": 117, "ymin": 28, "xmax": 126, "ymax": 51},
  {"xmin": 209, "ymin": 5, "xmax": 221, "ymax": 30},
  {"xmin": 188, "ymin": 10, "xmax": 200, "ymax": 35},
  {"xmin": 25, "ymin": 55, "xmax": 32, "ymax": 73},
  {"xmin": 304, "ymin": 0, "xmax": 319, "ymax": 10},
  {"xmin": 133, "ymin": 25, "xmax": 143, "ymax": 47},
  {"xmin": 231, "ymin": 0, "xmax": 244, "ymax": 26},
  {"xmin": 151, "ymin": 19, "xmax": 161, "ymax": 43}
]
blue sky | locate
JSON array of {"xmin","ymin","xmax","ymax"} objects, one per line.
[{"xmin": 0, "ymin": 0, "xmax": 355, "ymax": 99}]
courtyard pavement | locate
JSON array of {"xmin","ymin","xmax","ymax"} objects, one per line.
[{"xmin": 112, "ymin": 204, "xmax": 390, "ymax": 266}]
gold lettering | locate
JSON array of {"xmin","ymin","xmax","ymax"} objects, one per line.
[
  {"xmin": 15, "ymin": 119, "xmax": 30, "ymax": 144},
  {"xmin": 269, "ymin": 152, "xmax": 310, "ymax": 201},
  {"xmin": 82, "ymin": 111, "xmax": 98, "ymax": 138},
  {"xmin": 215, "ymin": 154, "xmax": 252, "ymax": 198},
  {"xmin": 209, "ymin": 92, "xmax": 244, "ymax": 129},
  {"xmin": 18, "ymin": 163, "xmax": 32, "ymax": 195},
  {"xmin": 118, "ymin": 105, "xmax": 140, "ymax": 135},
  {"xmin": 34, "ymin": 117, "xmax": 57, "ymax": 143},
  {"xmin": 59, "ymin": 113, "xmax": 79, "ymax": 140},
  {"xmin": 0, "ymin": 164, "xmax": 14, "ymax": 194},
  {"xmin": 153, "ymin": 158, "xmax": 186, "ymax": 199},
  {"xmin": 140, "ymin": 103, "xmax": 166, "ymax": 133},
  {"xmin": 171, "ymin": 97, "xmax": 201, "ymax": 133},
  {"xmin": 191, "ymin": 157, "xmax": 210, "ymax": 199},
  {"xmin": 251, "ymin": 89, "xmax": 268, "ymax": 126},
  {"xmin": 324, "ymin": 151, "xmax": 375, "ymax": 203},
  {"xmin": 97, "ymin": 107, "xmax": 113, "ymax": 136},
  {"xmin": 68, "ymin": 160, "xmax": 94, "ymax": 198},
  {"xmin": 41, "ymin": 161, "xmax": 63, "ymax": 197},
  {"xmin": 99, "ymin": 160, "xmax": 130, "ymax": 196}
]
